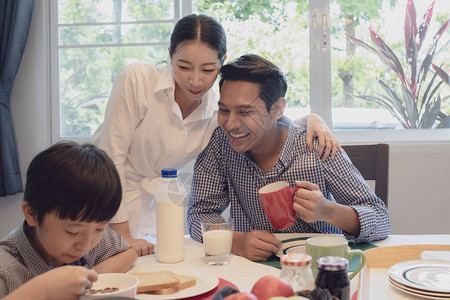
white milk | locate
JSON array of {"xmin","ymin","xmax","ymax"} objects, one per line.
[
  {"xmin": 203, "ymin": 229, "xmax": 233, "ymax": 256},
  {"xmin": 156, "ymin": 200, "xmax": 185, "ymax": 263}
]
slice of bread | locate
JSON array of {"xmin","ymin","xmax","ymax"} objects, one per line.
[
  {"xmin": 131, "ymin": 271, "xmax": 180, "ymax": 292},
  {"xmin": 174, "ymin": 273, "xmax": 197, "ymax": 290},
  {"xmin": 146, "ymin": 272, "xmax": 197, "ymax": 295}
]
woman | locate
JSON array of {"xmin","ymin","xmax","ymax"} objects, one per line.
[{"xmin": 92, "ymin": 14, "xmax": 340, "ymax": 256}]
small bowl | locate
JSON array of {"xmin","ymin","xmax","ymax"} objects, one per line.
[{"xmin": 80, "ymin": 273, "xmax": 139, "ymax": 299}]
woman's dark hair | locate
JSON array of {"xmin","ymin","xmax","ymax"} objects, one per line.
[
  {"xmin": 219, "ymin": 54, "xmax": 287, "ymax": 111},
  {"xmin": 169, "ymin": 14, "xmax": 226, "ymax": 63},
  {"xmin": 24, "ymin": 141, "xmax": 122, "ymax": 224}
]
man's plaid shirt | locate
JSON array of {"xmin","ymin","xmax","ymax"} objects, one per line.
[{"xmin": 187, "ymin": 118, "xmax": 391, "ymax": 243}]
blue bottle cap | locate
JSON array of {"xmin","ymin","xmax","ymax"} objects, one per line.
[
  {"xmin": 316, "ymin": 256, "xmax": 349, "ymax": 271},
  {"xmin": 161, "ymin": 168, "xmax": 177, "ymax": 178}
]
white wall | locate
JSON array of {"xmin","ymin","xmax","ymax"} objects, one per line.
[
  {"xmin": 1, "ymin": 1, "xmax": 51, "ymax": 238},
  {"xmin": 388, "ymin": 143, "xmax": 450, "ymax": 234},
  {"xmin": 1, "ymin": 1, "xmax": 449, "ymax": 238}
]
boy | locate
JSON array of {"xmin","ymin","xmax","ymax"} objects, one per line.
[
  {"xmin": 187, "ymin": 54, "xmax": 391, "ymax": 261},
  {"xmin": 0, "ymin": 142, "xmax": 138, "ymax": 299}
]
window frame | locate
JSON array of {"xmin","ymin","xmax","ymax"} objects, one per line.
[
  {"xmin": 49, "ymin": 0, "xmax": 193, "ymax": 144},
  {"xmin": 49, "ymin": 0, "xmax": 450, "ymax": 144},
  {"xmin": 310, "ymin": 0, "xmax": 450, "ymax": 143}
]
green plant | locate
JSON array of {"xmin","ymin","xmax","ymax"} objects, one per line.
[{"xmin": 347, "ymin": 0, "xmax": 449, "ymax": 128}]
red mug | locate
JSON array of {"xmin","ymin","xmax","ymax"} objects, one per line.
[{"xmin": 257, "ymin": 181, "xmax": 299, "ymax": 230}]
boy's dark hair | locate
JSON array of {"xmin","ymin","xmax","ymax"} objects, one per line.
[
  {"xmin": 219, "ymin": 54, "xmax": 287, "ymax": 111},
  {"xmin": 24, "ymin": 141, "xmax": 122, "ymax": 224},
  {"xmin": 169, "ymin": 14, "xmax": 227, "ymax": 63}
]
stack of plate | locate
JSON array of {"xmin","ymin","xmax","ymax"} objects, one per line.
[{"xmin": 388, "ymin": 260, "xmax": 450, "ymax": 299}]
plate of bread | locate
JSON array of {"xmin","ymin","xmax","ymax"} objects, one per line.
[{"xmin": 130, "ymin": 269, "xmax": 219, "ymax": 299}]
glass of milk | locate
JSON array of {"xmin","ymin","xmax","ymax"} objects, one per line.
[{"xmin": 201, "ymin": 218, "xmax": 234, "ymax": 266}]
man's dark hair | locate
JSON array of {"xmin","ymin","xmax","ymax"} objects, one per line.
[
  {"xmin": 24, "ymin": 141, "xmax": 122, "ymax": 224},
  {"xmin": 219, "ymin": 54, "xmax": 287, "ymax": 111}
]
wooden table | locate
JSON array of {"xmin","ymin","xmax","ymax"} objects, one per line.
[{"xmin": 357, "ymin": 235, "xmax": 450, "ymax": 299}]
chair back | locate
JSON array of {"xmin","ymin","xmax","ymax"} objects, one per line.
[{"xmin": 342, "ymin": 144, "xmax": 389, "ymax": 207}]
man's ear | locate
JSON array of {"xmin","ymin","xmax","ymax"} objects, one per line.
[
  {"xmin": 271, "ymin": 97, "xmax": 287, "ymax": 120},
  {"xmin": 22, "ymin": 202, "xmax": 39, "ymax": 227}
]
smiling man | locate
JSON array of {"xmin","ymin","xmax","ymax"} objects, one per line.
[{"xmin": 187, "ymin": 54, "xmax": 391, "ymax": 262}]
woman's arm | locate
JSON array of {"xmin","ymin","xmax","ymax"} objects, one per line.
[
  {"xmin": 95, "ymin": 66, "xmax": 154, "ymax": 256},
  {"xmin": 109, "ymin": 222, "xmax": 154, "ymax": 257},
  {"xmin": 293, "ymin": 113, "xmax": 342, "ymax": 161}
]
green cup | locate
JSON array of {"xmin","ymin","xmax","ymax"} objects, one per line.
[{"xmin": 306, "ymin": 235, "xmax": 366, "ymax": 279}]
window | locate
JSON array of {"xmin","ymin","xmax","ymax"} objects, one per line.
[
  {"xmin": 192, "ymin": 0, "xmax": 312, "ymax": 121},
  {"xmin": 330, "ymin": 0, "xmax": 450, "ymax": 131},
  {"xmin": 50, "ymin": 0, "xmax": 450, "ymax": 143},
  {"xmin": 50, "ymin": 0, "xmax": 184, "ymax": 141}
]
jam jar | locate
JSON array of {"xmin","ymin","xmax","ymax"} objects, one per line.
[
  {"xmin": 315, "ymin": 256, "xmax": 350, "ymax": 300},
  {"xmin": 280, "ymin": 253, "xmax": 315, "ymax": 293}
]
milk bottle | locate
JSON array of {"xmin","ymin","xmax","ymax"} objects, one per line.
[{"xmin": 155, "ymin": 168, "xmax": 185, "ymax": 263}]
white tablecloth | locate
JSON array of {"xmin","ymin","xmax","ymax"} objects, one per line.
[
  {"xmin": 128, "ymin": 234, "xmax": 450, "ymax": 299},
  {"xmin": 129, "ymin": 236, "xmax": 280, "ymax": 294}
]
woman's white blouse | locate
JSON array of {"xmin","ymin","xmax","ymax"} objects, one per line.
[{"xmin": 92, "ymin": 63, "xmax": 218, "ymax": 236}]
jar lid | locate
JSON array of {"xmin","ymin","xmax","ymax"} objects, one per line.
[
  {"xmin": 316, "ymin": 256, "xmax": 349, "ymax": 271},
  {"xmin": 280, "ymin": 253, "xmax": 312, "ymax": 267},
  {"xmin": 161, "ymin": 168, "xmax": 177, "ymax": 178}
]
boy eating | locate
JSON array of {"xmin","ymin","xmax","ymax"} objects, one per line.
[{"xmin": 0, "ymin": 142, "xmax": 138, "ymax": 299}]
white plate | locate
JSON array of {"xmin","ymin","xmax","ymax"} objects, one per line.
[
  {"xmin": 134, "ymin": 269, "xmax": 219, "ymax": 300},
  {"xmin": 276, "ymin": 238, "xmax": 308, "ymax": 257},
  {"xmin": 275, "ymin": 233, "xmax": 344, "ymax": 258},
  {"xmin": 389, "ymin": 277, "xmax": 450, "ymax": 299},
  {"xmin": 388, "ymin": 260, "xmax": 450, "ymax": 294},
  {"xmin": 421, "ymin": 251, "xmax": 450, "ymax": 262}
]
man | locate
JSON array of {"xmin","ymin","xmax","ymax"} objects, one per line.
[{"xmin": 187, "ymin": 54, "xmax": 390, "ymax": 261}]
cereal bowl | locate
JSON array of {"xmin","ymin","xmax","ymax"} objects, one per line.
[{"xmin": 80, "ymin": 273, "xmax": 139, "ymax": 299}]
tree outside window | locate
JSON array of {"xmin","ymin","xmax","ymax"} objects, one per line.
[{"xmin": 53, "ymin": 0, "xmax": 449, "ymax": 138}]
